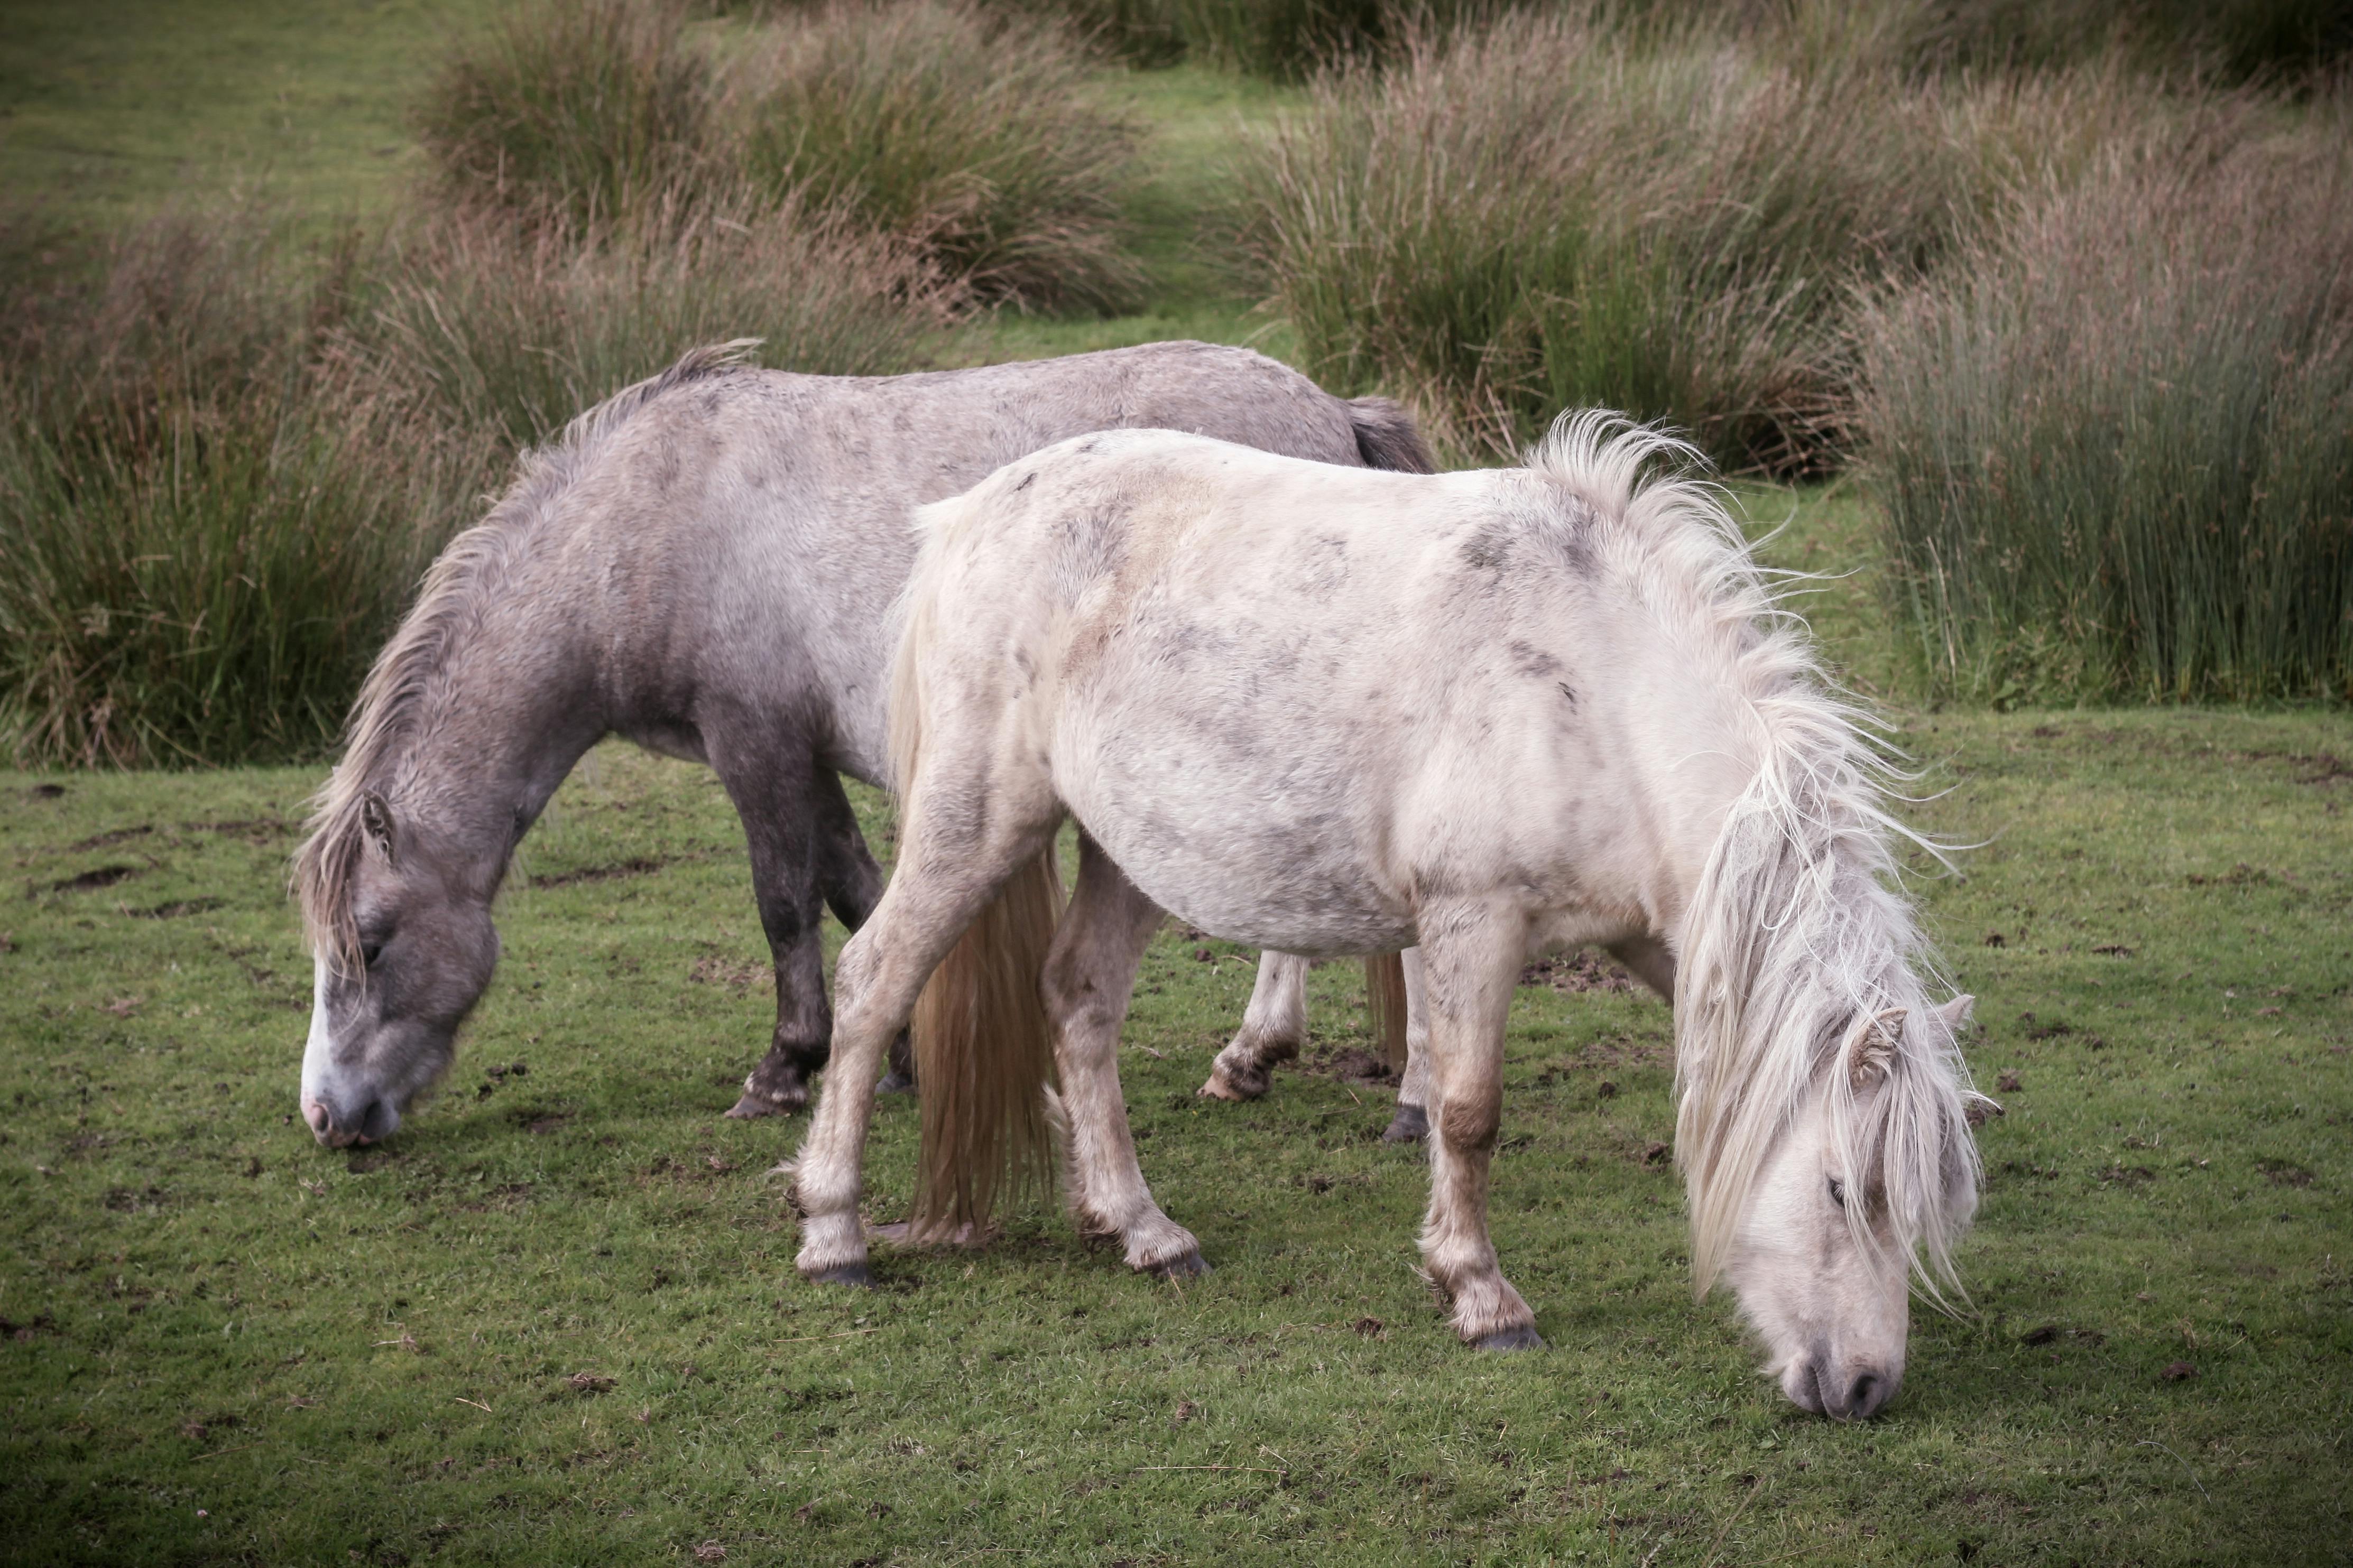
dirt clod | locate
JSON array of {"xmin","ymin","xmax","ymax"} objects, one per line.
[{"xmin": 1326, "ymin": 1047, "xmax": 1396, "ymax": 1086}]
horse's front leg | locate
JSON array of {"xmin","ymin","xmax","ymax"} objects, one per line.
[
  {"xmin": 1416, "ymin": 905, "xmax": 1542, "ymax": 1350},
  {"xmin": 1050, "ymin": 836, "xmax": 1204, "ymax": 1276},
  {"xmin": 711, "ymin": 738, "xmax": 835, "ymax": 1119},
  {"xmin": 1198, "ymin": 951, "xmax": 1308, "ymax": 1100}
]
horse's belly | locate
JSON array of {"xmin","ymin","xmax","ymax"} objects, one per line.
[{"xmin": 1058, "ymin": 720, "xmax": 1409, "ymax": 957}]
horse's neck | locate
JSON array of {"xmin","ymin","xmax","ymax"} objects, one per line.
[{"xmin": 394, "ymin": 596, "xmax": 610, "ymax": 893}]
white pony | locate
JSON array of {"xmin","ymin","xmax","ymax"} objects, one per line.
[{"xmin": 786, "ymin": 416, "xmax": 1983, "ymax": 1419}]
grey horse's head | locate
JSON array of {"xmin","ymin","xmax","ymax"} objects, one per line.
[{"xmin": 296, "ymin": 790, "xmax": 502, "ymax": 1146}]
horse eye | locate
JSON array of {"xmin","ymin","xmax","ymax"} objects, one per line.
[
  {"xmin": 1828, "ymin": 1176, "xmax": 1847, "ymax": 1210},
  {"xmin": 361, "ymin": 942, "xmax": 385, "ymax": 969}
]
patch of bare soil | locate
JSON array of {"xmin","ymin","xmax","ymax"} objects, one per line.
[
  {"xmin": 532, "ymin": 856, "xmax": 671, "ymax": 888},
  {"xmin": 1323, "ymin": 1046, "xmax": 1397, "ymax": 1086},
  {"xmin": 688, "ymin": 954, "xmax": 771, "ymax": 994},
  {"xmin": 45, "ymin": 864, "xmax": 142, "ymax": 893},
  {"xmin": 1518, "ymin": 951, "xmax": 1637, "ymax": 993}
]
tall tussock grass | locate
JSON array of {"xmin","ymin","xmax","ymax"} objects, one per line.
[
  {"xmin": 419, "ymin": 0, "xmax": 1137, "ymax": 310},
  {"xmin": 0, "ymin": 198, "xmax": 939, "ymax": 768},
  {"xmin": 730, "ymin": 1, "xmax": 1138, "ymax": 308},
  {"xmin": 1240, "ymin": 8, "xmax": 1990, "ymax": 469},
  {"xmin": 0, "ymin": 222, "xmax": 466, "ymax": 767},
  {"xmin": 1002, "ymin": 0, "xmax": 1495, "ymax": 78},
  {"xmin": 356, "ymin": 194, "xmax": 943, "ymax": 457},
  {"xmin": 1860, "ymin": 110, "xmax": 2353, "ymax": 702},
  {"xmin": 414, "ymin": 0, "xmax": 712, "ymax": 230}
]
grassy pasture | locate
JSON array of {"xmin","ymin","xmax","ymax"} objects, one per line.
[
  {"xmin": 3, "ymin": 4, "xmax": 2350, "ymax": 1564},
  {"xmin": 0, "ymin": 710, "xmax": 2348, "ymax": 1565},
  {"xmin": 2, "ymin": 501, "xmax": 2349, "ymax": 1564}
]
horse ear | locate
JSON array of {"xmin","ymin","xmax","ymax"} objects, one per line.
[
  {"xmin": 1934, "ymin": 994, "xmax": 1976, "ymax": 1034},
  {"xmin": 360, "ymin": 791, "xmax": 399, "ymax": 865},
  {"xmin": 1849, "ymin": 1007, "xmax": 1905, "ymax": 1088}
]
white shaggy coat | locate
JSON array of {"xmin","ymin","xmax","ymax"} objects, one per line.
[{"xmin": 791, "ymin": 416, "xmax": 1983, "ymax": 1413}]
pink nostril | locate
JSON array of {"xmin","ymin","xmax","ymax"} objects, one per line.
[{"xmin": 302, "ymin": 1100, "xmax": 330, "ymax": 1135}]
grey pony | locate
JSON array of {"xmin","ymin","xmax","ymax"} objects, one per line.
[{"xmin": 292, "ymin": 340, "xmax": 1433, "ymax": 1147}]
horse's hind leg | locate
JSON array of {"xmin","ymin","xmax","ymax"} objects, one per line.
[
  {"xmin": 1415, "ymin": 906, "xmax": 1542, "ymax": 1350},
  {"xmin": 712, "ymin": 735, "xmax": 836, "ymax": 1119},
  {"xmin": 809, "ymin": 767, "xmax": 915, "ymax": 1092},
  {"xmin": 1047, "ymin": 835, "xmax": 1204, "ymax": 1277},
  {"xmin": 1381, "ymin": 947, "xmax": 1433, "ymax": 1144},
  {"xmin": 790, "ymin": 806, "xmax": 1060, "ymax": 1286},
  {"xmin": 1198, "ymin": 952, "xmax": 1308, "ymax": 1101}
]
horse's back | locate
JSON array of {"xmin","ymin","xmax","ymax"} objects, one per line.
[
  {"xmin": 552, "ymin": 345, "xmax": 1393, "ymax": 781},
  {"xmin": 911, "ymin": 432, "xmax": 1651, "ymax": 952}
]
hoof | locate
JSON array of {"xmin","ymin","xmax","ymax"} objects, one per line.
[
  {"xmin": 727, "ymin": 1090, "xmax": 804, "ymax": 1119},
  {"xmin": 1471, "ymin": 1324, "xmax": 1545, "ymax": 1352},
  {"xmin": 1196, "ymin": 1072, "xmax": 1248, "ymax": 1102},
  {"xmin": 1381, "ymin": 1103, "xmax": 1429, "ymax": 1144},
  {"xmin": 1148, "ymin": 1249, "xmax": 1211, "ymax": 1280},
  {"xmin": 877, "ymin": 1069, "xmax": 916, "ymax": 1094},
  {"xmin": 804, "ymin": 1261, "xmax": 876, "ymax": 1289}
]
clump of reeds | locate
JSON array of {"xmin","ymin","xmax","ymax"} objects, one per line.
[
  {"xmin": 352, "ymin": 190, "xmax": 946, "ymax": 457},
  {"xmin": 1859, "ymin": 106, "xmax": 2353, "ymax": 702},
  {"xmin": 416, "ymin": 0, "xmax": 1138, "ymax": 310},
  {"xmin": 413, "ymin": 0, "xmax": 713, "ymax": 229},
  {"xmin": 0, "ymin": 191, "xmax": 942, "ymax": 768},
  {"xmin": 0, "ymin": 220, "xmax": 467, "ymax": 767},
  {"xmin": 730, "ymin": 1, "xmax": 1140, "ymax": 309},
  {"xmin": 1238, "ymin": 7, "xmax": 1981, "ymax": 470}
]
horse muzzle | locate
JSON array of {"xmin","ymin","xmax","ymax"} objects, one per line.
[
  {"xmin": 302, "ymin": 1094, "xmax": 400, "ymax": 1148},
  {"xmin": 1789, "ymin": 1352, "xmax": 1899, "ymax": 1421}
]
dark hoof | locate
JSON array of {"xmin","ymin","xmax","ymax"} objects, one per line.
[
  {"xmin": 1149, "ymin": 1249, "xmax": 1211, "ymax": 1280},
  {"xmin": 804, "ymin": 1261, "xmax": 875, "ymax": 1289},
  {"xmin": 1381, "ymin": 1103, "xmax": 1429, "ymax": 1144},
  {"xmin": 1471, "ymin": 1324, "xmax": 1545, "ymax": 1352},
  {"xmin": 726, "ymin": 1091, "xmax": 802, "ymax": 1119},
  {"xmin": 877, "ymin": 1069, "xmax": 916, "ymax": 1094}
]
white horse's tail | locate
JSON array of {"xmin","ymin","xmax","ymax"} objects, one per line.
[
  {"xmin": 890, "ymin": 510, "xmax": 1064, "ymax": 1242},
  {"xmin": 905, "ymin": 841, "xmax": 1063, "ymax": 1241}
]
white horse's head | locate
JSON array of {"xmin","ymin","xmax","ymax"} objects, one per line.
[
  {"xmin": 1715, "ymin": 994, "xmax": 1977, "ymax": 1419},
  {"xmin": 1684, "ymin": 992, "xmax": 1976, "ymax": 1419}
]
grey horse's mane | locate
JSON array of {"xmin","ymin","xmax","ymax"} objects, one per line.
[
  {"xmin": 292, "ymin": 341, "xmax": 760, "ymax": 972},
  {"xmin": 1528, "ymin": 411, "xmax": 1982, "ymax": 1304}
]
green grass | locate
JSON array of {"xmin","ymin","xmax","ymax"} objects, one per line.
[
  {"xmin": 3, "ymin": 492, "xmax": 2350, "ymax": 1565},
  {"xmin": 3, "ymin": 8, "xmax": 2350, "ymax": 1564},
  {"xmin": 0, "ymin": 0, "xmax": 466, "ymax": 234},
  {"xmin": 963, "ymin": 64, "xmax": 1302, "ymax": 362}
]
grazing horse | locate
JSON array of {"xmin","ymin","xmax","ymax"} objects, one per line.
[
  {"xmin": 291, "ymin": 341, "xmax": 1427, "ymax": 1149},
  {"xmin": 787, "ymin": 416, "xmax": 1984, "ymax": 1419}
]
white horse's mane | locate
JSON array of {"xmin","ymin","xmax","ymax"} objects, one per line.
[
  {"xmin": 1527, "ymin": 411, "xmax": 1982, "ymax": 1304},
  {"xmin": 293, "ymin": 341, "xmax": 761, "ymax": 971}
]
